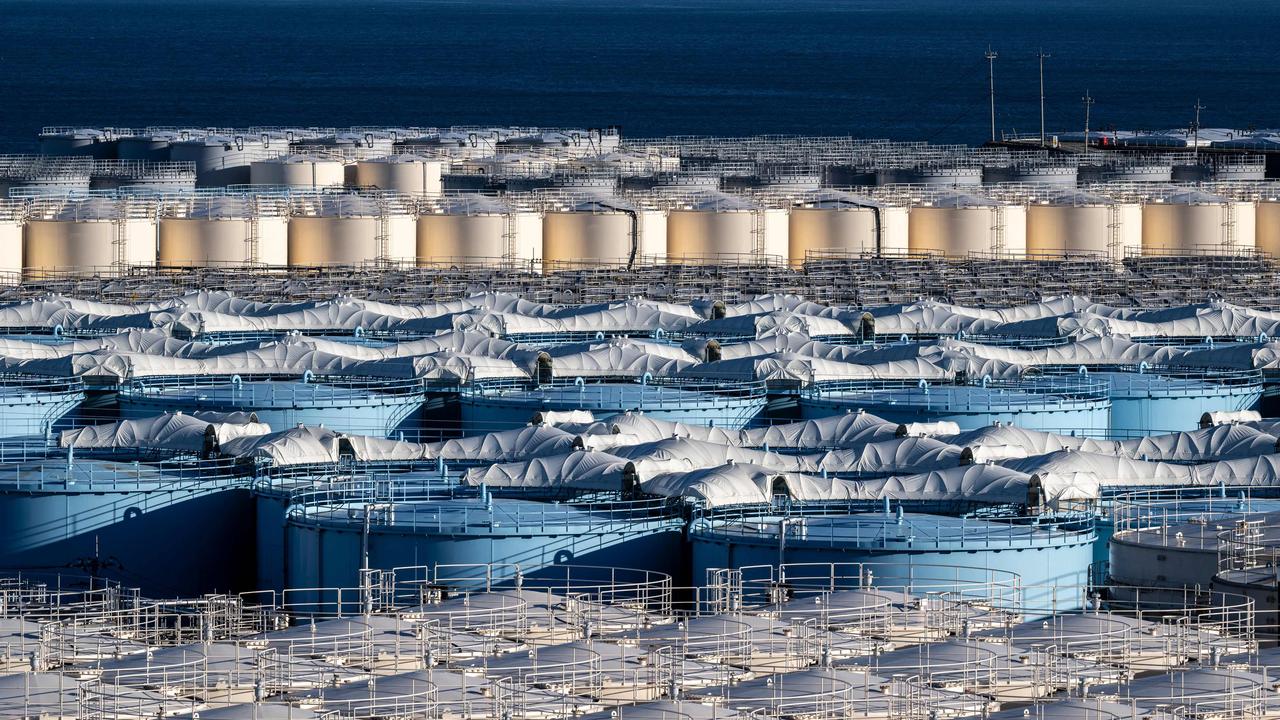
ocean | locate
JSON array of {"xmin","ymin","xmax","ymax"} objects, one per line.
[{"xmin": 0, "ymin": 0, "xmax": 1274, "ymax": 150}]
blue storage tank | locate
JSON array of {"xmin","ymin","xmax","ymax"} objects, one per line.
[
  {"xmin": 283, "ymin": 495, "xmax": 686, "ymax": 592},
  {"xmin": 690, "ymin": 510, "xmax": 1095, "ymax": 611},
  {"xmin": 799, "ymin": 377, "xmax": 1111, "ymax": 434},
  {"xmin": 459, "ymin": 378, "xmax": 768, "ymax": 433},
  {"xmin": 1092, "ymin": 368, "xmax": 1262, "ymax": 434},
  {"xmin": 0, "ymin": 375, "xmax": 85, "ymax": 438},
  {"xmin": 117, "ymin": 376, "xmax": 425, "ymax": 437},
  {"xmin": 0, "ymin": 454, "xmax": 254, "ymax": 596}
]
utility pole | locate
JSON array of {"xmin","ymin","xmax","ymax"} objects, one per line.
[
  {"xmin": 1192, "ymin": 99, "xmax": 1206, "ymax": 160},
  {"xmin": 1038, "ymin": 48, "xmax": 1051, "ymax": 147},
  {"xmin": 985, "ymin": 46, "xmax": 998, "ymax": 143},
  {"xmin": 1082, "ymin": 90, "xmax": 1095, "ymax": 149}
]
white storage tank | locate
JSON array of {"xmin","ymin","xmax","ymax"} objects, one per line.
[
  {"xmin": 116, "ymin": 129, "xmax": 190, "ymax": 161},
  {"xmin": 543, "ymin": 196, "xmax": 641, "ymax": 268},
  {"xmin": 787, "ymin": 190, "xmax": 909, "ymax": 266},
  {"xmin": 1025, "ymin": 189, "xmax": 1142, "ymax": 259},
  {"xmin": 908, "ymin": 191, "xmax": 1027, "ymax": 257},
  {"xmin": 250, "ymin": 154, "xmax": 346, "ymax": 188},
  {"xmin": 171, "ymin": 134, "xmax": 286, "ymax": 186},
  {"xmin": 158, "ymin": 195, "xmax": 289, "ymax": 268},
  {"xmin": 24, "ymin": 197, "xmax": 157, "ymax": 278},
  {"xmin": 1256, "ymin": 196, "xmax": 1280, "ymax": 257},
  {"xmin": 0, "ymin": 201, "xmax": 24, "ymax": 284},
  {"xmin": 665, "ymin": 192, "xmax": 764, "ymax": 264},
  {"xmin": 353, "ymin": 155, "xmax": 446, "ymax": 195},
  {"xmin": 1141, "ymin": 189, "xmax": 1257, "ymax": 254},
  {"xmin": 288, "ymin": 194, "xmax": 416, "ymax": 267},
  {"xmin": 416, "ymin": 195, "xmax": 541, "ymax": 267},
  {"xmin": 38, "ymin": 127, "xmax": 116, "ymax": 158}
]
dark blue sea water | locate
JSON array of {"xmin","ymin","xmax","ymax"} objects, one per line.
[{"xmin": 0, "ymin": 0, "xmax": 1274, "ymax": 151}]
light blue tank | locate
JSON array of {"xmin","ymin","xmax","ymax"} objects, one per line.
[
  {"xmin": 0, "ymin": 377, "xmax": 85, "ymax": 439},
  {"xmin": 0, "ymin": 455, "xmax": 253, "ymax": 596},
  {"xmin": 460, "ymin": 379, "xmax": 767, "ymax": 432},
  {"xmin": 690, "ymin": 510, "xmax": 1095, "ymax": 612},
  {"xmin": 117, "ymin": 378, "xmax": 424, "ymax": 437},
  {"xmin": 1095, "ymin": 369, "xmax": 1262, "ymax": 434},
  {"xmin": 284, "ymin": 496, "xmax": 686, "ymax": 592},
  {"xmin": 799, "ymin": 378, "xmax": 1111, "ymax": 434}
]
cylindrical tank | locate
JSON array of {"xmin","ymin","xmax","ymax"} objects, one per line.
[
  {"xmin": 1098, "ymin": 369, "xmax": 1263, "ymax": 434},
  {"xmin": 666, "ymin": 193, "xmax": 760, "ymax": 263},
  {"xmin": 543, "ymin": 198, "xmax": 637, "ymax": 267},
  {"xmin": 690, "ymin": 512, "xmax": 1094, "ymax": 612},
  {"xmin": 908, "ymin": 191, "xmax": 1027, "ymax": 257},
  {"xmin": 171, "ymin": 134, "xmax": 284, "ymax": 187},
  {"xmin": 1141, "ymin": 190, "xmax": 1257, "ymax": 253},
  {"xmin": 1025, "ymin": 190, "xmax": 1142, "ymax": 259},
  {"xmin": 0, "ymin": 202, "xmax": 24, "ymax": 284},
  {"xmin": 24, "ymin": 198, "xmax": 157, "ymax": 278},
  {"xmin": 250, "ymin": 155, "xmax": 346, "ymax": 188},
  {"xmin": 916, "ymin": 165, "xmax": 983, "ymax": 187},
  {"xmin": 38, "ymin": 128, "xmax": 116, "ymax": 158},
  {"xmin": 116, "ymin": 131, "xmax": 187, "ymax": 161},
  {"xmin": 1004, "ymin": 164, "xmax": 1078, "ymax": 186},
  {"xmin": 1256, "ymin": 197, "xmax": 1280, "ymax": 257},
  {"xmin": 285, "ymin": 497, "xmax": 685, "ymax": 591},
  {"xmin": 288, "ymin": 194, "xmax": 416, "ymax": 266},
  {"xmin": 800, "ymin": 377, "xmax": 1111, "ymax": 433},
  {"xmin": 89, "ymin": 160, "xmax": 197, "ymax": 193},
  {"xmin": 353, "ymin": 155, "xmax": 446, "ymax": 195},
  {"xmin": 159, "ymin": 196, "xmax": 289, "ymax": 268},
  {"xmin": 0, "ymin": 157, "xmax": 92, "ymax": 196},
  {"xmin": 417, "ymin": 195, "xmax": 512, "ymax": 266},
  {"xmin": 787, "ymin": 191, "xmax": 883, "ymax": 265},
  {"xmin": 1102, "ymin": 163, "xmax": 1173, "ymax": 183}
]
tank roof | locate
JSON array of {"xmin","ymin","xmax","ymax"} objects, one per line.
[{"xmin": 924, "ymin": 191, "xmax": 1000, "ymax": 208}]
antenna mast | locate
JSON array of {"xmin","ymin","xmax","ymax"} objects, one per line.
[
  {"xmin": 1192, "ymin": 99, "xmax": 1206, "ymax": 161},
  {"xmin": 985, "ymin": 46, "xmax": 998, "ymax": 143},
  {"xmin": 1038, "ymin": 48, "xmax": 1051, "ymax": 148},
  {"xmin": 1082, "ymin": 90, "xmax": 1094, "ymax": 149}
]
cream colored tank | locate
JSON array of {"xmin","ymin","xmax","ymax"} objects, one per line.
[
  {"xmin": 667, "ymin": 210, "xmax": 755, "ymax": 262},
  {"xmin": 788, "ymin": 206, "xmax": 877, "ymax": 266},
  {"xmin": 1026, "ymin": 192, "xmax": 1116, "ymax": 257},
  {"xmin": 26, "ymin": 221, "xmax": 120, "ymax": 276},
  {"xmin": 159, "ymin": 218, "xmax": 253, "ymax": 267},
  {"xmin": 543, "ymin": 207, "xmax": 635, "ymax": 267},
  {"xmin": 24, "ymin": 198, "xmax": 156, "ymax": 278},
  {"xmin": 250, "ymin": 157, "xmax": 346, "ymax": 188},
  {"xmin": 1142, "ymin": 191, "xmax": 1256, "ymax": 253},
  {"xmin": 289, "ymin": 216, "xmax": 380, "ymax": 265},
  {"xmin": 1256, "ymin": 200, "xmax": 1280, "ymax": 257},
  {"xmin": 354, "ymin": 157, "xmax": 445, "ymax": 195},
  {"xmin": 418, "ymin": 213, "xmax": 508, "ymax": 265}
]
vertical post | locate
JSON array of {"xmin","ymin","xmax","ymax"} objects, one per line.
[
  {"xmin": 1193, "ymin": 98, "xmax": 1206, "ymax": 162},
  {"xmin": 1082, "ymin": 90, "xmax": 1094, "ymax": 149},
  {"xmin": 985, "ymin": 47, "xmax": 998, "ymax": 143},
  {"xmin": 1038, "ymin": 48, "xmax": 1051, "ymax": 148}
]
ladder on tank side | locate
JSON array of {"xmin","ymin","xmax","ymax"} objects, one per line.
[
  {"xmin": 1106, "ymin": 204, "xmax": 1123, "ymax": 264},
  {"xmin": 375, "ymin": 205, "xmax": 390, "ymax": 265},
  {"xmin": 1223, "ymin": 201, "xmax": 1238, "ymax": 253},
  {"xmin": 244, "ymin": 202, "xmax": 260, "ymax": 266},
  {"xmin": 991, "ymin": 205, "xmax": 1006, "ymax": 256},
  {"xmin": 502, "ymin": 212, "xmax": 518, "ymax": 264},
  {"xmin": 750, "ymin": 209, "xmax": 766, "ymax": 262}
]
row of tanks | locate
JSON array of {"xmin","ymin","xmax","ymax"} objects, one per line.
[{"xmin": 0, "ymin": 182, "xmax": 1277, "ymax": 278}]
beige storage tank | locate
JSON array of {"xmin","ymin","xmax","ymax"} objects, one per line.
[
  {"xmin": 1025, "ymin": 190, "xmax": 1142, "ymax": 260},
  {"xmin": 354, "ymin": 155, "xmax": 446, "ymax": 196},
  {"xmin": 908, "ymin": 191, "xmax": 1026, "ymax": 257},
  {"xmin": 1141, "ymin": 189, "xmax": 1257, "ymax": 254},
  {"xmin": 24, "ymin": 197, "xmax": 157, "ymax": 278},
  {"xmin": 788, "ymin": 191, "xmax": 911, "ymax": 266},
  {"xmin": 250, "ymin": 155, "xmax": 346, "ymax": 188},
  {"xmin": 158, "ymin": 196, "xmax": 289, "ymax": 268},
  {"xmin": 1256, "ymin": 197, "xmax": 1280, "ymax": 257},
  {"xmin": 417, "ymin": 195, "xmax": 514, "ymax": 266},
  {"xmin": 543, "ymin": 197, "xmax": 638, "ymax": 268},
  {"xmin": 288, "ymin": 194, "xmax": 416, "ymax": 267},
  {"xmin": 666, "ymin": 192, "xmax": 761, "ymax": 264}
]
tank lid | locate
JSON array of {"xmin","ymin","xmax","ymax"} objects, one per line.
[
  {"xmin": 1156, "ymin": 189, "xmax": 1228, "ymax": 204},
  {"xmin": 795, "ymin": 190, "xmax": 884, "ymax": 209},
  {"xmin": 1039, "ymin": 189, "xmax": 1114, "ymax": 206},
  {"xmin": 260, "ymin": 154, "xmax": 341, "ymax": 165},
  {"xmin": 183, "ymin": 196, "xmax": 254, "ymax": 220},
  {"xmin": 926, "ymin": 191, "xmax": 1000, "ymax": 208},
  {"xmin": 363, "ymin": 154, "xmax": 440, "ymax": 164},
  {"xmin": 674, "ymin": 191, "xmax": 758, "ymax": 211},
  {"xmin": 555, "ymin": 196, "xmax": 637, "ymax": 213},
  {"xmin": 293, "ymin": 194, "xmax": 388, "ymax": 217},
  {"xmin": 48, "ymin": 198, "xmax": 121, "ymax": 221}
]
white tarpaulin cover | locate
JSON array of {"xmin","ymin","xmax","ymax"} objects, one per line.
[
  {"xmin": 424, "ymin": 426, "xmax": 579, "ymax": 462},
  {"xmin": 59, "ymin": 413, "xmax": 271, "ymax": 452},
  {"xmin": 461, "ymin": 451, "xmax": 629, "ymax": 491}
]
